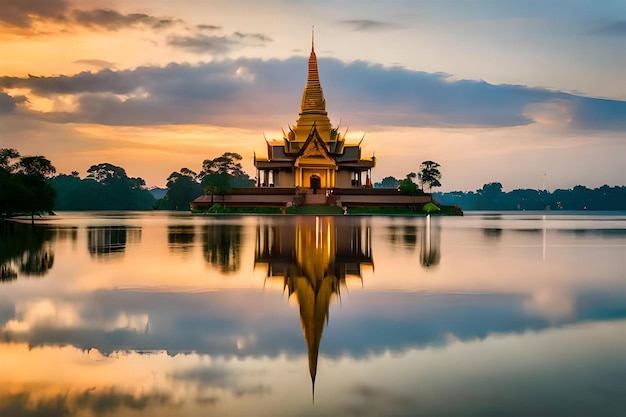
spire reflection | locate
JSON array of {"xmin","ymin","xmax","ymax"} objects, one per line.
[{"xmin": 255, "ymin": 216, "xmax": 373, "ymax": 397}]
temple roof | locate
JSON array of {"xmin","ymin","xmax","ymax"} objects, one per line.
[
  {"xmin": 256, "ymin": 126, "xmax": 375, "ymax": 170},
  {"xmin": 254, "ymin": 34, "xmax": 376, "ymax": 171}
]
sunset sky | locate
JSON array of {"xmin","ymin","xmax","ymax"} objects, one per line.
[{"xmin": 1, "ymin": 0, "xmax": 625, "ymax": 191}]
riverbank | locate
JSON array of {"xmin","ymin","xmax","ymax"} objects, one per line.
[{"xmin": 191, "ymin": 203, "xmax": 463, "ymax": 216}]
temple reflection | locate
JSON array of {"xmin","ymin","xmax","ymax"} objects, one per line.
[{"xmin": 255, "ymin": 216, "xmax": 373, "ymax": 396}]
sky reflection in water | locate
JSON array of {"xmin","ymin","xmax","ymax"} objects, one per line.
[{"xmin": 0, "ymin": 212, "xmax": 625, "ymax": 416}]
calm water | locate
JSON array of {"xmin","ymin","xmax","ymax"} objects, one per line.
[{"xmin": 1, "ymin": 212, "xmax": 625, "ymax": 416}]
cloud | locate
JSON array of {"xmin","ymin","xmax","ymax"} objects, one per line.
[
  {"xmin": 1, "ymin": 58, "xmax": 625, "ymax": 131},
  {"xmin": 0, "ymin": 92, "xmax": 18, "ymax": 114},
  {"xmin": 170, "ymin": 365, "xmax": 271, "ymax": 398},
  {"xmin": 70, "ymin": 9, "xmax": 178, "ymax": 31},
  {"xmin": 73, "ymin": 59, "xmax": 118, "ymax": 69},
  {"xmin": 0, "ymin": 389, "xmax": 172, "ymax": 417},
  {"xmin": 171, "ymin": 366, "xmax": 232, "ymax": 385},
  {"xmin": 568, "ymin": 96, "xmax": 626, "ymax": 130},
  {"xmin": 0, "ymin": 1, "xmax": 177, "ymax": 32},
  {"xmin": 167, "ymin": 34, "xmax": 238, "ymax": 54},
  {"xmin": 75, "ymin": 388, "xmax": 172, "ymax": 415},
  {"xmin": 341, "ymin": 19, "xmax": 399, "ymax": 31},
  {"xmin": 342, "ymin": 384, "xmax": 414, "ymax": 416},
  {"xmin": 4, "ymin": 299, "xmax": 82, "ymax": 333},
  {"xmin": 197, "ymin": 24, "xmax": 222, "ymax": 31},
  {"xmin": 233, "ymin": 31, "xmax": 273, "ymax": 42},
  {"xmin": 167, "ymin": 31, "xmax": 272, "ymax": 54},
  {"xmin": 523, "ymin": 100, "xmax": 573, "ymax": 128},
  {"xmin": 0, "ymin": 0, "xmax": 69, "ymax": 28},
  {"xmin": 1, "ymin": 288, "xmax": 625, "ymax": 359},
  {"xmin": 592, "ymin": 20, "xmax": 626, "ymax": 36},
  {"xmin": 1, "ymin": 70, "xmax": 139, "ymax": 95}
]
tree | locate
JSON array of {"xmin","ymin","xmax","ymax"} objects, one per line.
[
  {"xmin": 18, "ymin": 156, "xmax": 58, "ymax": 222},
  {"xmin": 48, "ymin": 174, "xmax": 87, "ymax": 210},
  {"xmin": 0, "ymin": 150, "xmax": 24, "ymax": 217},
  {"xmin": 159, "ymin": 168, "xmax": 202, "ymax": 210},
  {"xmin": 479, "ymin": 182, "xmax": 503, "ymax": 196},
  {"xmin": 0, "ymin": 148, "xmax": 20, "ymax": 171},
  {"xmin": 87, "ymin": 163, "xmax": 134, "ymax": 186},
  {"xmin": 202, "ymin": 172, "xmax": 233, "ymax": 204},
  {"xmin": 0, "ymin": 149, "xmax": 57, "ymax": 221},
  {"xmin": 200, "ymin": 152, "xmax": 254, "ymax": 187},
  {"xmin": 398, "ymin": 172, "xmax": 419, "ymax": 196},
  {"xmin": 18, "ymin": 156, "xmax": 57, "ymax": 179},
  {"xmin": 418, "ymin": 161, "xmax": 442, "ymax": 193},
  {"xmin": 375, "ymin": 176, "xmax": 399, "ymax": 188},
  {"xmin": 19, "ymin": 171, "xmax": 57, "ymax": 222}
]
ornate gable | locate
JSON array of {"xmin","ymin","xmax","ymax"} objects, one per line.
[{"xmin": 295, "ymin": 126, "xmax": 336, "ymax": 167}]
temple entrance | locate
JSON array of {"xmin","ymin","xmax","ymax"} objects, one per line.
[
  {"xmin": 310, "ymin": 174, "xmax": 321, "ymax": 194},
  {"xmin": 300, "ymin": 169, "xmax": 328, "ymax": 188}
]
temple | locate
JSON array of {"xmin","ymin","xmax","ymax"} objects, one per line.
[
  {"xmin": 190, "ymin": 34, "xmax": 433, "ymax": 211},
  {"xmin": 254, "ymin": 35, "xmax": 375, "ymax": 190}
]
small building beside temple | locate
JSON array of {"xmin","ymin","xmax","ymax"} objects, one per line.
[{"xmin": 254, "ymin": 38, "xmax": 375, "ymax": 190}]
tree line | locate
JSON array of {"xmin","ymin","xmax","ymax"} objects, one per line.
[
  {"xmin": 3, "ymin": 148, "xmax": 625, "ymax": 213},
  {"xmin": 1, "ymin": 148, "xmax": 254, "ymax": 214},
  {"xmin": 156, "ymin": 152, "xmax": 254, "ymax": 210},
  {"xmin": 433, "ymin": 182, "xmax": 626, "ymax": 211},
  {"xmin": 51, "ymin": 152, "xmax": 253, "ymax": 211},
  {"xmin": 50, "ymin": 163, "xmax": 155, "ymax": 210}
]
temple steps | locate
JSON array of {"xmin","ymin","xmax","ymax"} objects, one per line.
[{"xmin": 304, "ymin": 193, "xmax": 327, "ymax": 205}]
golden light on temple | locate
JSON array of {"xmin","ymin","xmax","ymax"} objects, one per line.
[{"xmin": 254, "ymin": 35, "xmax": 375, "ymax": 190}]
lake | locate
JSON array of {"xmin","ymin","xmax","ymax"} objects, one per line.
[{"xmin": 1, "ymin": 212, "xmax": 625, "ymax": 416}]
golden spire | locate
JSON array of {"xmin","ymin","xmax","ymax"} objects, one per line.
[{"xmin": 300, "ymin": 34, "xmax": 325, "ymax": 114}]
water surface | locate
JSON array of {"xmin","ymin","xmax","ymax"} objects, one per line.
[{"xmin": 1, "ymin": 212, "xmax": 625, "ymax": 416}]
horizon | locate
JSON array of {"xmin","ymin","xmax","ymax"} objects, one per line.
[{"xmin": 1, "ymin": 0, "xmax": 625, "ymax": 192}]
